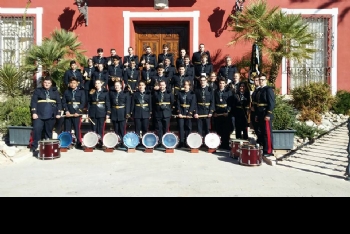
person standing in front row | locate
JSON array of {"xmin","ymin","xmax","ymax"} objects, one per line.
[
  {"xmin": 194, "ymin": 75, "xmax": 215, "ymax": 138},
  {"xmin": 153, "ymin": 80, "xmax": 174, "ymax": 147},
  {"xmin": 62, "ymin": 77, "xmax": 86, "ymax": 149},
  {"xmin": 30, "ymin": 76, "xmax": 62, "ymax": 156},
  {"xmin": 255, "ymin": 73, "xmax": 275, "ymax": 162},
  {"xmin": 88, "ymin": 79, "xmax": 111, "ymax": 148},
  {"xmin": 250, "ymin": 75, "xmax": 261, "ymax": 143},
  {"xmin": 132, "ymin": 81, "xmax": 152, "ymax": 140},
  {"xmin": 232, "ymin": 82, "xmax": 251, "ymax": 140},
  {"xmin": 176, "ymin": 80, "xmax": 196, "ymax": 148},
  {"xmin": 109, "ymin": 81, "xmax": 131, "ymax": 149}
]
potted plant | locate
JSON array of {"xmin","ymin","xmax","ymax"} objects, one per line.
[{"xmin": 272, "ymin": 95, "xmax": 297, "ymax": 150}]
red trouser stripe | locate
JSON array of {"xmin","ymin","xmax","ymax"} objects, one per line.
[{"xmin": 265, "ymin": 120, "xmax": 272, "ymax": 154}]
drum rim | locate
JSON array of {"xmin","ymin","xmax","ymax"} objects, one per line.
[
  {"xmin": 123, "ymin": 132, "xmax": 140, "ymax": 148},
  {"xmin": 103, "ymin": 132, "xmax": 120, "ymax": 148},
  {"xmin": 39, "ymin": 140, "xmax": 60, "ymax": 144},
  {"xmin": 142, "ymin": 132, "xmax": 159, "ymax": 148},
  {"xmin": 162, "ymin": 132, "xmax": 179, "ymax": 149},
  {"xmin": 204, "ymin": 133, "xmax": 221, "ymax": 149},
  {"xmin": 186, "ymin": 132, "xmax": 203, "ymax": 149},
  {"xmin": 83, "ymin": 132, "xmax": 99, "ymax": 148},
  {"xmin": 58, "ymin": 132, "xmax": 73, "ymax": 148}
]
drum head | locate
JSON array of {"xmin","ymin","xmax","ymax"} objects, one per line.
[
  {"xmin": 186, "ymin": 133, "xmax": 203, "ymax": 149},
  {"xmin": 83, "ymin": 132, "xmax": 99, "ymax": 148},
  {"xmin": 123, "ymin": 132, "xmax": 140, "ymax": 149},
  {"xmin": 58, "ymin": 132, "xmax": 73, "ymax": 148},
  {"xmin": 162, "ymin": 133, "xmax": 179, "ymax": 149},
  {"xmin": 142, "ymin": 132, "xmax": 159, "ymax": 148},
  {"xmin": 103, "ymin": 132, "xmax": 120, "ymax": 148},
  {"xmin": 204, "ymin": 133, "xmax": 221, "ymax": 149}
]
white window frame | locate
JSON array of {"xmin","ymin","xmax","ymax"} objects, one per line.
[{"xmin": 281, "ymin": 8, "xmax": 338, "ymax": 95}]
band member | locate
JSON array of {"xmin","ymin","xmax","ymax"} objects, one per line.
[
  {"xmin": 92, "ymin": 48, "xmax": 107, "ymax": 67},
  {"xmin": 88, "ymin": 79, "xmax": 111, "ymax": 147},
  {"xmin": 92, "ymin": 63, "xmax": 108, "ymax": 89},
  {"xmin": 30, "ymin": 76, "xmax": 62, "ymax": 156},
  {"xmin": 176, "ymin": 80, "xmax": 196, "ymax": 148},
  {"xmin": 123, "ymin": 47, "xmax": 139, "ymax": 69},
  {"xmin": 230, "ymin": 72, "xmax": 241, "ymax": 94},
  {"xmin": 256, "ymin": 73, "xmax": 275, "ymax": 159},
  {"xmin": 107, "ymin": 56, "xmax": 124, "ymax": 91},
  {"xmin": 192, "ymin": 43, "xmax": 212, "ymax": 65},
  {"xmin": 106, "ymin": 49, "xmax": 121, "ymax": 67},
  {"xmin": 194, "ymin": 54, "xmax": 213, "ymax": 89},
  {"xmin": 184, "ymin": 55, "xmax": 195, "ymax": 78},
  {"xmin": 151, "ymin": 65, "xmax": 171, "ymax": 93},
  {"xmin": 158, "ymin": 44, "xmax": 174, "ymax": 66},
  {"xmin": 141, "ymin": 61, "xmax": 156, "ymax": 91},
  {"xmin": 82, "ymin": 58, "xmax": 95, "ymax": 100},
  {"xmin": 218, "ymin": 56, "xmax": 238, "ymax": 84},
  {"xmin": 109, "ymin": 81, "xmax": 131, "ymax": 145},
  {"xmin": 62, "ymin": 77, "xmax": 86, "ymax": 149},
  {"xmin": 63, "ymin": 60, "xmax": 83, "ymax": 88},
  {"xmin": 250, "ymin": 75, "xmax": 261, "ymax": 143},
  {"xmin": 140, "ymin": 46, "xmax": 157, "ymax": 68},
  {"xmin": 172, "ymin": 64, "xmax": 193, "ymax": 96},
  {"xmin": 163, "ymin": 57, "xmax": 176, "ymax": 81},
  {"xmin": 123, "ymin": 59, "xmax": 140, "ymax": 93},
  {"xmin": 194, "ymin": 75, "xmax": 215, "ymax": 138},
  {"xmin": 176, "ymin": 48, "xmax": 187, "ymax": 70},
  {"xmin": 153, "ymin": 80, "xmax": 174, "ymax": 145},
  {"xmin": 232, "ymin": 82, "xmax": 251, "ymax": 140},
  {"xmin": 132, "ymin": 81, "xmax": 152, "ymax": 139},
  {"xmin": 214, "ymin": 78, "xmax": 233, "ymax": 150},
  {"xmin": 208, "ymin": 72, "xmax": 218, "ymax": 91}
]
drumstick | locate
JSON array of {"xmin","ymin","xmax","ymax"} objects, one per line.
[
  {"xmin": 61, "ymin": 114, "xmax": 83, "ymax": 118},
  {"xmin": 88, "ymin": 117, "xmax": 96, "ymax": 125}
]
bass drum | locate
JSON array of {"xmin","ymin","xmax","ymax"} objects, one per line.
[
  {"xmin": 103, "ymin": 132, "xmax": 120, "ymax": 149},
  {"xmin": 142, "ymin": 132, "xmax": 159, "ymax": 149},
  {"xmin": 162, "ymin": 132, "xmax": 179, "ymax": 149},
  {"xmin": 204, "ymin": 133, "xmax": 221, "ymax": 149},
  {"xmin": 83, "ymin": 132, "xmax": 99, "ymax": 148},
  {"xmin": 38, "ymin": 140, "xmax": 61, "ymax": 160},
  {"xmin": 57, "ymin": 132, "xmax": 73, "ymax": 149},
  {"xmin": 186, "ymin": 132, "xmax": 203, "ymax": 149},
  {"xmin": 123, "ymin": 132, "xmax": 140, "ymax": 149}
]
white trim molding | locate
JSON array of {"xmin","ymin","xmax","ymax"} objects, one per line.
[
  {"xmin": 123, "ymin": 11, "xmax": 200, "ymax": 55},
  {"xmin": 0, "ymin": 7, "xmax": 44, "ymax": 85},
  {"xmin": 281, "ymin": 8, "xmax": 338, "ymax": 95}
]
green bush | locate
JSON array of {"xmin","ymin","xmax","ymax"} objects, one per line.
[
  {"xmin": 9, "ymin": 106, "xmax": 32, "ymax": 127},
  {"xmin": 332, "ymin": 90, "xmax": 350, "ymax": 115},
  {"xmin": 294, "ymin": 122, "xmax": 327, "ymax": 141},
  {"xmin": 0, "ymin": 64, "xmax": 26, "ymax": 97},
  {"xmin": 272, "ymin": 95, "xmax": 296, "ymax": 130}
]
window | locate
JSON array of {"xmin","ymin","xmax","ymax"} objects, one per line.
[
  {"xmin": 288, "ymin": 17, "xmax": 331, "ymax": 90},
  {"xmin": 0, "ymin": 16, "xmax": 35, "ymax": 67}
]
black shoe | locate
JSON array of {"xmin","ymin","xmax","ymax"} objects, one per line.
[
  {"xmin": 33, "ymin": 150, "xmax": 39, "ymax": 158},
  {"xmin": 118, "ymin": 146, "xmax": 127, "ymax": 151},
  {"xmin": 30, "ymin": 147, "xmax": 35, "ymax": 153},
  {"xmin": 178, "ymin": 142, "xmax": 184, "ymax": 149},
  {"xmin": 75, "ymin": 143, "xmax": 83, "ymax": 149}
]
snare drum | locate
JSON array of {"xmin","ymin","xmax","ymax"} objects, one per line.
[
  {"xmin": 103, "ymin": 132, "xmax": 120, "ymax": 149},
  {"xmin": 162, "ymin": 132, "xmax": 179, "ymax": 149},
  {"xmin": 38, "ymin": 140, "xmax": 61, "ymax": 160},
  {"xmin": 230, "ymin": 139, "xmax": 249, "ymax": 158},
  {"xmin": 123, "ymin": 132, "xmax": 140, "ymax": 149},
  {"xmin": 142, "ymin": 132, "xmax": 159, "ymax": 149},
  {"xmin": 57, "ymin": 132, "xmax": 73, "ymax": 149},
  {"xmin": 204, "ymin": 133, "xmax": 221, "ymax": 149},
  {"xmin": 239, "ymin": 145, "xmax": 263, "ymax": 166},
  {"xmin": 82, "ymin": 132, "xmax": 99, "ymax": 148},
  {"xmin": 187, "ymin": 132, "xmax": 203, "ymax": 149}
]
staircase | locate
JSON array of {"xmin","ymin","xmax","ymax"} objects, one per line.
[{"xmin": 277, "ymin": 123, "xmax": 349, "ymax": 180}]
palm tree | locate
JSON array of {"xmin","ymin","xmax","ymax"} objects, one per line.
[
  {"xmin": 228, "ymin": 0, "xmax": 316, "ymax": 85},
  {"xmin": 0, "ymin": 64, "xmax": 25, "ymax": 98}
]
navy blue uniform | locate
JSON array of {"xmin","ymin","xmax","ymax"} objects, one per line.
[
  {"xmin": 123, "ymin": 55, "xmax": 140, "ymax": 68},
  {"xmin": 141, "ymin": 68, "xmax": 156, "ymax": 92},
  {"xmin": 62, "ymin": 88, "xmax": 86, "ymax": 144},
  {"xmin": 132, "ymin": 91, "xmax": 152, "ymax": 138},
  {"xmin": 194, "ymin": 63, "xmax": 213, "ymax": 88},
  {"xmin": 231, "ymin": 91, "xmax": 251, "ymax": 140},
  {"xmin": 184, "ymin": 64, "xmax": 195, "ymax": 78},
  {"xmin": 150, "ymin": 75, "xmax": 171, "ymax": 93},
  {"xmin": 158, "ymin": 53, "xmax": 174, "ymax": 66},
  {"xmin": 214, "ymin": 89, "xmax": 233, "ymax": 148},
  {"xmin": 176, "ymin": 56, "xmax": 186, "ymax": 70},
  {"xmin": 92, "ymin": 70, "xmax": 109, "ymax": 90},
  {"xmin": 30, "ymin": 87, "xmax": 62, "ymax": 150},
  {"xmin": 140, "ymin": 54, "xmax": 157, "ymax": 68},
  {"xmin": 192, "ymin": 51, "xmax": 211, "ymax": 65},
  {"xmin": 82, "ymin": 65, "xmax": 95, "ymax": 92},
  {"xmin": 218, "ymin": 65, "xmax": 238, "ymax": 83},
  {"xmin": 107, "ymin": 64, "xmax": 124, "ymax": 90},
  {"xmin": 163, "ymin": 65, "xmax": 176, "ymax": 81},
  {"xmin": 63, "ymin": 69, "xmax": 84, "ymax": 88},
  {"xmin": 172, "ymin": 74, "xmax": 193, "ymax": 95},
  {"xmin": 153, "ymin": 90, "xmax": 174, "ymax": 141},
  {"xmin": 251, "ymin": 86, "xmax": 262, "ymax": 142},
  {"xmin": 88, "ymin": 88, "xmax": 111, "ymax": 139},
  {"xmin": 176, "ymin": 90, "xmax": 196, "ymax": 145},
  {"xmin": 124, "ymin": 67, "xmax": 140, "ymax": 92},
  {"xmin": 109, "ymin": 90, "xmax": 131, "ymax": 140},
  {"xmin": 194, "ymin": 86, "xmax": 215, "ymax": 137},
  {"xmin": 92, "ymin": 56, "xmax": 107, "ymax": 67},
  {"xmin": 256, "ymin": 85, "xmax": 275, "ymax": 155}
]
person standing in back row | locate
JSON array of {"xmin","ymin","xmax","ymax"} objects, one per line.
[{"xmin": 192, "ymin": 43, "xmax": 211, "ymax": 65}]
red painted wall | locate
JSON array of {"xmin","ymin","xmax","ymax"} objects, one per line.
[{"xmin": 1, "ymin": 0, "xmax": 349, "ymax": 91}]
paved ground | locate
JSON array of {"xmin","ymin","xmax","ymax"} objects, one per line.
[{"xmin": 1, "ymin": 128, "xmax": 350, "ymax": 197}]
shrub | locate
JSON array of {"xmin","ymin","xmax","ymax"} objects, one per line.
[
  {"xmin": 9, "ymin": 106, "xmax": 32, "ymax": 127},
  {"xmin": 0, "ymin": 64, "xmax": 26, "ymax": 97},
  {"xmin": 272, "ymin": 95, "xmax": 296, "ymax": 130},
  {"xmin": 298, "ymin": 105, "xmax": 322, "ymax": 124},
  {"xmin": 332, "ymin": 90, "xmax": 350, "ymax": 115},
  {"xmin": 294, "ymin": 122, "xmax": 327, "ymax": 141}
]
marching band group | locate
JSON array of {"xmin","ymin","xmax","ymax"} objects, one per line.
[{"xmin": 30, "ymin": 43, "xmax": 275, "ymax": 158}]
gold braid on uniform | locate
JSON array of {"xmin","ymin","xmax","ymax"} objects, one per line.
[{"xmin": 90, "ymin": 89, "xmax": 96, "ymax": 95}]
